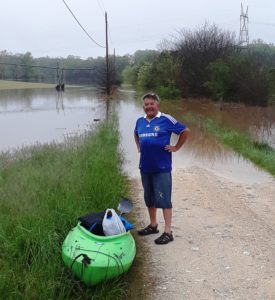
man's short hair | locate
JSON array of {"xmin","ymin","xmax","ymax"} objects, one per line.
[{"xmin": 142, "ymin": 92, "xmax": 160, "ymax": 103}]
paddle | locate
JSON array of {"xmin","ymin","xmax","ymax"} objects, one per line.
[{"xmin": 117, "ymin": 197, "xmax": 133, "ymax": 215}]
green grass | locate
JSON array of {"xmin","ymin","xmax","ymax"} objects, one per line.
[
  {"xmin": 185, "ymin": 113, "xmax": 275, "ymax": 176},
  {"xmin": 0, "ymin": 119, "xmax": 129, "ymax": 299}
]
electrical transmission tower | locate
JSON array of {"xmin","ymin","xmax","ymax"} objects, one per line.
[{"xmin": 239, "ymin": 3, "xmax": 249, "ymax": 47}]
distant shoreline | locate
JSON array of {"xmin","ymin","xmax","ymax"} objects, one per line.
[{"xmin": 0, "ymin": 80, "xmax": 54, "ymax": 90}]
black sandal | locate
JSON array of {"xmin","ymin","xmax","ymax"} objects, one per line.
[
  {"xmin": 154, "ymin": 232, "xmax": 174, "ymax": 244},
  {"xmin": 138, "ymin": 224, "xmax": 159, "ymax": 236}
]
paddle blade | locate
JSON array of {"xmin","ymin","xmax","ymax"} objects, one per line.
[{"xmin": 117, "ymin": 198, "xmax": 133, "ymax": 214}]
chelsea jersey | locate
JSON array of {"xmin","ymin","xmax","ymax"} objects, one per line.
[{"xmin": 134, "ymin": 112, "xmax": 186, "ymax": 173}]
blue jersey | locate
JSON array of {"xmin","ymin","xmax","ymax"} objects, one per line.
[{"xmin": 134, "ymin": 112, "xmax": 186, "ymax": 173}]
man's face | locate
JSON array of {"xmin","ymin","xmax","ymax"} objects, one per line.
[{"xmin": 143, "ymin": 97, "xmax": 159, "ymax": 119}]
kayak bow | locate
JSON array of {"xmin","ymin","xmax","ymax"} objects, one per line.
[{"xmin": 62, "ymin": 222, "xmax": 136, "ymax": 286}]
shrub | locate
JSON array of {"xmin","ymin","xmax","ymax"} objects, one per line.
[{"xmin": 157, "ymin": 83, "xmax": 181, "ymax": 99}]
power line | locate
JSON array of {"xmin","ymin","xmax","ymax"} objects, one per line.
[
  {"xmin": 250, "ymin": 21, "xmax": 275, "ymax": 27},
  {"xmin": 62, "ymin": 0, "xmax": 105, "ymax": 48},
  {"xmin": 97, "ymin": 0, "xmax": 105, "ymax": 16},
  {"xmin": 0, "ymin": 62, "xmax": 95, "ymax": 71}
]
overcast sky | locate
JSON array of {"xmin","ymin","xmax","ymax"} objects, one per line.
[{"xmin": 1, "ymin": 0, "xmax": 275, "ymax": 59}]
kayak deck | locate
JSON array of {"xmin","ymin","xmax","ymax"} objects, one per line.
[{"xmin": 62, "ymin": 222, "xmax": 136, "ymax": 286}]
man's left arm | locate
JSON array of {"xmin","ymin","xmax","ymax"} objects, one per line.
[{"xmin": 165, "ymin": 128, "xmax": 190, "ymax": 152}]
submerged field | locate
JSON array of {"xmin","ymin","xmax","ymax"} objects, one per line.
[
  {"xmin": 0, "ymin": 80, "xmax": 54, "ymax": 90},
  {"xmin": 0, "ymin": 119, "xmax": 130, "ymax": 299}
]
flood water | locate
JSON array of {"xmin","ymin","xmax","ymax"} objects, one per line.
[
  {"xmin": 0, "ymin": 86, "xmax": 274, "ymax": 184},
  {"xmin": 117, "ymin": 90, "xmax": 275, "ymax": 184},
  {"xmin": 0, "ymin": 87, "xmax": 107, "ymax": 151}
]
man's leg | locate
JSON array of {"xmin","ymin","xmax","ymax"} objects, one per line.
[
  {"xmin": 141, "ymin": 171, "xmax": 157, "ymax": 225},
  {"xmin": 155, "ymin": 208, "xmax": 174, "ymax": 244},
  {"xmin": 153, "ymin": 172, "xmax": 174, "ymax": 244},
  {"xmin": 163, "ymin": 208, "xmax": 172, "ymax": 233},
  {"xmin": 138, "ymin": 172, "xmax": 159, "ymax": 235},
  {"xmin": 148, "ymin": 207, "xmax": 157, "ymax": 227}
]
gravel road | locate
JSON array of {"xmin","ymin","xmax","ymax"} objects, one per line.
[{"xmin": 130, "ymin": 167, "xmax": 275, "ymax": 300}]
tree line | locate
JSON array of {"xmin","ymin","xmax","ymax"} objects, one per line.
[
  {"xmin": 0, "ymin": 50, "xmax": 130, "ymax": 88},
  {"xmin": 122, "ymin": 23, "xmax": 275, "ymax": 106}
]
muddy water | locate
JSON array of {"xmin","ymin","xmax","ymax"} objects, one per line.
[
  {"xmin": 117, "ymin": 91, "xmax": 275, "ymax": 184},
  {"xmin": 0, "ymin": 86, "xmax": 274, "ymax": 185},
  {"xmin": 0, "ymin": 87, "xmax": 106, "ymax": 152},
  {"xmin": 166, "ymin": 98, "xmax": 275, "ymax": 148}
]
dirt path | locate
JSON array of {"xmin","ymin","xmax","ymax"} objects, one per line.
[{"xmin": 130, "ymin": 167, "xmax": 275, "ymax": 300}]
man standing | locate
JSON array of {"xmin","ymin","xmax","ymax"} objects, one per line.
[{"xmin": 134, "ymin": 92, "xmax": 190, "ymax": 245}]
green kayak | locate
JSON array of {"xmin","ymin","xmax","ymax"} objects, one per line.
[{"xmin": 62, "ymin": 222, "xmax": 136, "ymax": 286}]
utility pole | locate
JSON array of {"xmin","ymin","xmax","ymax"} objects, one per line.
[
  {"xmin": 239, "ymin": 3, "xmax": 249, "ymax": 47},
  {"xmin": 56, "ymin": 62, "xmax": 61, "ymax": 91},
  {"xmin": 105, "ymin": 12, "xmax": 110, "ymax": 95}
]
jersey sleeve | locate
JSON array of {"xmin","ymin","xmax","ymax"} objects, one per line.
[
  {"xmin": 164, "ymin": 114, "xmax": 187, "ymax": 135},
  {"xmin": 134, "ymin": 118, "xmax": 139, "ymax": 135}
]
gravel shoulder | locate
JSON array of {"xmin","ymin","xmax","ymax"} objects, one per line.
[{"xmin": 130, "ymin": 167, "xmax": 275, "ymax": 300}]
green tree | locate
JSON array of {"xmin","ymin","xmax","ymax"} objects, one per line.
[
  {"xmin": 122, "ymin": 65, "xmax": 138, "ymax": 85},
  {"xmin": 172, "ymin": 23, "xmax": 237, "ymax": 96},
  {"xmin": 133, "ymin": 50, "xmax": 158, "ymax": 65},
  {"xmin": 204, "ymin": 59, "xmax": 230, "ymax": 103},
  {"xmin": 20, "ymin": 52, "xmax": 34, "ymax": 81},
  {"xmin": 226, "ymin": 51, "xmax": 271, "ymax": 106},
  {"xmin": 137, "ymin": 62, "xmax": 154, "ymax": 88}
]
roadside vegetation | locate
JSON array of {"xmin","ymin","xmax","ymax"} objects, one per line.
[
  {"xmin": 185, "ymin": 113, "xmax": 275, "ymax": 176},
  {"xmin": 0, "ymin": 119, "xmax": 130, "ymax": 299}
]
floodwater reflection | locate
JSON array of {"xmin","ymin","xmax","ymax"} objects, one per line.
[{"xmin": 0, "ymin": 87, "xmax": 106, "ymax": 151}]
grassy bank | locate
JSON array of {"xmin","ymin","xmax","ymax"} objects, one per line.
[
  {"xmin": 0, "ymin": 120, "xmax": 129, "ymax": 299},
  {"xmin": 0, "ymin": 80, "xmax": 55, "ymax": 90},
  {"xmin": 185, "ymin": 113, "xmax": 275, "ymax": 176}
]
